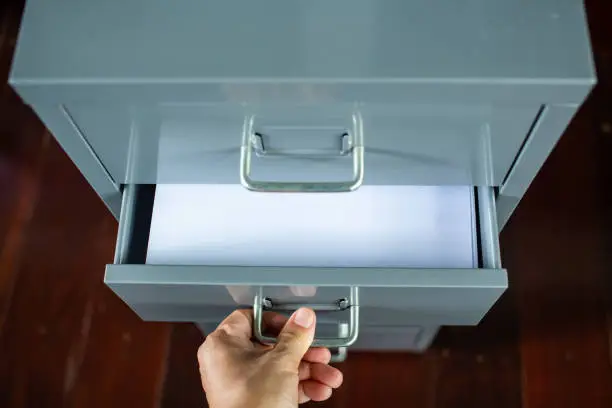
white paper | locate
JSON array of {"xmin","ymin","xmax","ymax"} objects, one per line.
[{"xmin": 146, "ymin": 185, "xmax": 475, "ymax": 268}]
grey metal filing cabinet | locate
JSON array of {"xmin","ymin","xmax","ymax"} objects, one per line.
[{"xmin": 9, "ymin": 0, "xmax": 595, "ymax": 358}]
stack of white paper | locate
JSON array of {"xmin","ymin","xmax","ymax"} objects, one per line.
[{"xmin": 146, "ymin": 185, "xmax": 475, "ymax": 268}]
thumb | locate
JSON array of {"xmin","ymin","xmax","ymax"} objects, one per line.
[{"xmin": 273, "ymin": 308, "xmax": 316, "ymax": 368}]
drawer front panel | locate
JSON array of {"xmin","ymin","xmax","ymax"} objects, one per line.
[
  {"xmin": 196, "ymin": 320, "xmax": 436, "ymax": 352},
  {"xmin": 68, "ymin": 103, "xmax": 538, "ymax": 187},
  {"xmin": 105, "ymin": 266, "xmax": 507, "ymax": 326},
  {"xmin": 351, "ymin": 326, "xmax": 438, "ymax": 352}
]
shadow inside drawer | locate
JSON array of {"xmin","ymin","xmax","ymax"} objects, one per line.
[{"xmin": 122, "ymin": 184, "xmax": 156, "ymax": 264}]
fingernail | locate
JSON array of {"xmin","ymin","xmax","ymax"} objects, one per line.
[{"xmin": 292, "ymin": 308, "xmax": 314, "ymax": 328}]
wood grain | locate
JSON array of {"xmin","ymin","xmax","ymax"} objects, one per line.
[
  {"xmin": 433, "ymin": 292, "xmax": 522, "ymax": 408},
  {"xmin": 67, "ymin": 285, "xmax": 171, "ymax": 408},
  {"xmin": 501, "ymin": 92, "xmax": 612, "ymax": 408},
  {"xmin": 0, "ymin": 137, "xmax": 172, "ymax": 407},
  {"xmin": 0, "ymin": 0, "xmax": 43, "ymax": 333},
  {"xmin": 161, "ymin": 324, "xmax": 207, "ymax": 408}
]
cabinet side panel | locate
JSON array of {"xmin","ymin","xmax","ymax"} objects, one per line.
[
  {"xmin": 26, "ymin": 103, "xmax": 121, "ymax": 218},
  {"xmin": 498, "ymin": 104, "xmax": 580, "ymax": 228}
]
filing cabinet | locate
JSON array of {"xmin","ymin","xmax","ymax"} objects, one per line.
[{"xmin": 10, "ymin": 0, "xmax": 595, "ymax": 358}]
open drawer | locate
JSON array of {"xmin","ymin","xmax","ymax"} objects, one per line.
[{"xmin": 105, "ymin": 184, "xmax": 506, "ymax": 346}]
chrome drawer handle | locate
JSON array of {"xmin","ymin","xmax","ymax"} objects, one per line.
[
  {"xmin": 329, "ymin": 346, "xmax": 348, "ymax": 363},
  {"xmin": 329, "ymin": 322, "xmax": 349, "ymax": 363},
  {"xmin": 253, "ymin": 287, "xmax": 360, "ymax": 348},
  {"xmin": 240, "ymin": 114, "xmax": 364, "ymax": 193}
]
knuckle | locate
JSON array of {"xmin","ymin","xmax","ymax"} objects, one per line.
[
  {"xmin": 274, "ymin": 331, "xmax": 305, "ymax": 354},
  {"xmin": 213, "ymin": 325, "xmax": 238, "ymax": 341},
  {"xmin": 205, "ymin": 330, "xmax": 222, "ymax": 343},
  {"xmin": 198, "ymin": 331, "xmax": 225, "ymax": 358},
  {"xmin": 217, "ymin": 322, "xmax": 236, "ymax": 336},
  {"xmin": 197, "ymin": 341, "xmax": 210, "ymax": 362},
  {"xmin": 276, "ymin": 330, "xmax": 299, "ymax": 345},
  {"xmin": 273, "ymin": 340, "xmax": 292, "ymax": 356}
]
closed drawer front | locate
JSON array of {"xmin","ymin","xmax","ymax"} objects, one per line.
[
  {"xmin": 351, "ymin": 326, "xmax": 438, "ymax": 352},
  {"xmin": 68, "ymin": 103, "xmax": 539, "ymax": 187},
  {"xmin": 197, "ymin": 320, "xmax": 437, "ymax": 353},
  {"xmin": 105, "ymin": 183, "xmax": 507, "ymax": 345}
]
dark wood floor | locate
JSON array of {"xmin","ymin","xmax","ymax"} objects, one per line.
[{"xmin": 1, "ymin": 1, "xmax": 611, "ymax": 407}]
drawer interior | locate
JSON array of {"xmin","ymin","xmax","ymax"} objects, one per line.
[
  {"xmin": 115, "ymin": 184, "xmax": 499, "ymax": 271},
  {"xmin": 145, "ymin": 185, "xmax": 478, "ymax": 269}
]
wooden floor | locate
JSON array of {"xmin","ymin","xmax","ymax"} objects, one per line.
[{"xmin": 1, "ymin": 1, "xmax": 611, "ymax": 407}]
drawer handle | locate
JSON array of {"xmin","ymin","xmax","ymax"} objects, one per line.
[
  {"xmin": 253, "ymin": 287, "xmax": 360, "ymax": 348},
  {"xmin": 329, "ymin": 346, "xmax": 348, "ymax": 363},
  {"xmin": 240, "ymin": 114, "xmax": 364, "ymax": 193},
  {"xmin": 329, "ymin": 322, "xmax": 349, "ymax": 363}
]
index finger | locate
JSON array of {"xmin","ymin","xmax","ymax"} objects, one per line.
[
  {"xmin": 213, "ymin": 309, "xmax": 254, "ymax": 344},
  {"xmin": 262, "ymin": 311, "xmax": 289, "ymax": 336}
]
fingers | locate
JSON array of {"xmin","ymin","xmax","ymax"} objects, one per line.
[
  {"xmin": 298, "ymin": 362, "xmax": 342, "ymax": 403},
  {"xmin": 301, "ymin": 380, "xmax": 333, "ymax": 402},
  {"xmin": 273, "ymin": 308, "xmax": 316, "ymax": 368},
  {"xmin": 298, "ymin": 382, "xmax": 311, "ymax": 404},
  {"xmin": 309, "ymin": 363, "xmax": 343, "ymax": 389},
  {"xmin": 298, "ymin": 361, "xmax": 311, "ymax": 381},
  {"xmin": 298, "ymin": 362, "xmax": 343, "ymax": 388},
  {"xmin": 303, "ymin": 347, "xmax": 331, "ymax": 364}
]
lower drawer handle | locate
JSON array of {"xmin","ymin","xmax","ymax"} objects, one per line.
[
  {"xmin": 330, "ymin": 346, "xmax": 348, "ymax": 363},
  {"xmin": 240, "ymin": 114, "xmax": 365, "ymax": 193},
  {"xmin": 329, "ymin": 322, "xmax": 350, "ymax": 363},
  {"xmin": 253, "ymin": 287, "xmax": 360, "ymax": 348}
]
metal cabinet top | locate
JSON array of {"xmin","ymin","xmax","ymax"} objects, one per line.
[{"xmin": 10, "ymin": 0, "xmax": 595, "ymax": 104}]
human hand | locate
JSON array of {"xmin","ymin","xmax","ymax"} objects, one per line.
[{"xmin": 197, "ymin": 308, "xmax": 343, "ymax": 408}]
